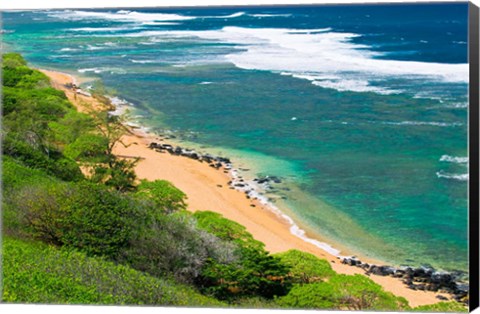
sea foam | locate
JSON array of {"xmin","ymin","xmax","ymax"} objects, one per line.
[
  {"xmin": 228, "ymin": 169, "xmax": 341, "ymax": 256},
  {"xmin": 49, "ymin": 10, "xmax": 196, "ymax": 22},
  {"xmin": 439, "ymin": 155, "xmax": 468, "ymax": 164},
  {"xmin": 436, "ymin": 171, "xmax": 469, "ymax": 181},
  {"xmin": 107, "ymin": 26, "xmax": 468, "ymax": 95},
  {"xmin": 381, "ymin": 121, "xmax": 464, "ymax": 127},
  {"xmin": 68, "ymin": 26, "xmax": 142, "ymax": 32}
]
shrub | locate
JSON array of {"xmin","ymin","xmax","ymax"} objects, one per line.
[
  {"xmin": 2, "ymin": 52, "xmax": 27, "ymax": 68},
  {"xmin": 64, "ymin": 133, "xmax": 109, "ymax": 162},
  {"xmin": 48, "ymin": 110, "xmax": 95, "ymax": 145},
  {"xmin": 276, "ymin": 282, "xmax": 337, "ymax": 309},
  {"xmin": 14, "ymin": 181, "xmax": 136, "ymax": 258},
  {"xmin": 193, "ymin": 211, "xmax": 291, "ymax": 300},
  {"xmin": 134, "ymin": 179, "xmax": 187, "ymax": 214},
  {"xmin": 276, "ymin": 274, "xmax": 409, "ymax": 311},
  {"xmin": 193, "ymin": 211, "xmax": 264, "ymax": 251},
  {"xmin": 121, "ymin": 212, "xmax": 236, "ymax": 284},
  {"xmin": 274, "ymin": 249, "xmax": 336, "ymax": 283},
  {"xmin": 3, "ymin": 136, "xmax": 83, "ymax": 182},
  {"xmin": 2, "ymin": 53, "xmax": 50, "ymax": 89}
]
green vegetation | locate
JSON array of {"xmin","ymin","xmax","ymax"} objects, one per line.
[
  {"xmin": 274, "ymin": 249, "xmax": 336, "ymax": 283},
  {"xmin": 134, "ymin": 179, "xmax": 187, "ymax": 214},
  {"xmin": 193, "ymin": 211, "xmax": 291, "ymax": 300},
  {"xmin": 3, "ymin": 52, "xmax": 461, "ymax": 312},
  {"xmin": 413, "ymin": 301, "xmax": 468, "ymax": 312},
  {"xmin": 277, "ymin": 274, "xmax": 409, "ymax": 311},
  {"xmin": 2, "ymin": 237, "xmax": 223, "ymax": 306}
]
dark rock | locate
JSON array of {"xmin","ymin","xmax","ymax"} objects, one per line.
[
  {"xmin": 149, "ymin": 142, "xmax": 159, "ymax": 149},
  {"xmin": 436, "ymin": 295, "xmax": 449, "ymax": 301},
  {"xmin": 173, "ymin": 147, "xmax": 182, "ymax": 155},
  {"xmin": 403, "ymin": 278, "xmax": 413, "ymax": 285},
  {"xmin": 270, "ymin": 176, "xmax": 282, "ymax": 183},
  {"xmin": 257, "ymin": 178, "xmax": 269, "ymax": 184},
  {"xmin": 393, "ymin": 269, "xmax": 405, "ymax": 278},
  {"xmin": 426, "ymin": 283, "xmax": 440, "ymax": 291},
  {"xmin": 217, "ymin": 157, "xmax": 231, "ymax": 164},
  {"xmin": 190, "ymin": 153, "xmax": 199, "ymax": 160}
]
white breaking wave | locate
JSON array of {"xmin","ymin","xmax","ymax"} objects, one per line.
[
  {"xmin": 312, "ymin": 78, "xmax": 402, "ymax": 95},
  {"xmin": 59, "ymin": 47, "xmax": 78, "ymax": 52},
  {"xmin": 86, "ymin": 44, "xmax": 107, "ymax": 51},
  {"xmin": 78, "ymin": 67, "xmax": 126, "ymax": 74},
  {"xmin": 109, "ymin": 26, "xmax": 468, "ymax": 95},
  {"xmin": 78, "ymin": 67, "xmax": 103, "ymax": 73},
  {"xmin": 444, "ymin": 102, "xmax": 468, "ymax": 109},
  {"xmin": 68, "ymin": 26, "xmax": 142, "ymax": 32},
  {"xmin": 381, "ymin": 121, "xmax": 463, "ymax": 127},
  {"xmin": 49, "ymin": 10, "xmax": 196, "ymax": 22},
  {"xmin": 49, "ymin": 9, "xmax": 245, "ymax": 23},
  {"xmin": 440, "ymin": 155, "xmax": 468, "ymax": 164},
  {"xmin": 199, "ymin": 12, "xmax": 245, "ymax": 19},
  {"xmin": 141, "ymin": 22, "xmax": 180, "ymax": 26},
  {"xmin": 130, "ymin": 59, "xmax": 155, "ymax": 64},
  {"xmin": 249, "ymin": 13, "xmax": 292, "ymax": 18},
  {"xmin": 52, "ymin": 19, "xmax": 469, "ymax": 95},
  {"xmin": 436, "ymin": 171, "xmax": 469, "ymax": 181}
]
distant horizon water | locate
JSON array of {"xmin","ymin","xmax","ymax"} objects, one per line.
[{"xmin": 2, "ymin": 2, "xmax": 469, "ymax": 272}]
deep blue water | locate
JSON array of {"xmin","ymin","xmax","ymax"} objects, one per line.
[{"xmin": 2, "ymin": 3, "xmax": 469, "ymax": 271}]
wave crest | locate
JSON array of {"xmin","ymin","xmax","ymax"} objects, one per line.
[
  {"xmin": 436, "ymin": 171, "xmax": 468, "ymax": 181},
  {"xmin": 440, "ymin": 155, "xmax": 468, "ymax": 163}
]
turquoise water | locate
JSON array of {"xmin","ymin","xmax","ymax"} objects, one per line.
[{"xmin": 2, "ymin": 3, "xmax": 469, "ymax": 271}]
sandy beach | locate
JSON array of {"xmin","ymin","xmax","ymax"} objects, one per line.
[{"xmin": 39, "ymin": 68, "xmax": 450, "ymax": 307}]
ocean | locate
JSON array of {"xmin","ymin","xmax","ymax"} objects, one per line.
[{"xmin": 1, "ymin": 3, "xmax": 469, "ymax": 272}]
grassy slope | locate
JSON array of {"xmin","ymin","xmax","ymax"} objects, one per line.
[{"xmin": 2, "ymin": 236, "xmax": 223, "ymax": 307}]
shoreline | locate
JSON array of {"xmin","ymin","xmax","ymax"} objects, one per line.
[{"xmin": 39, "ymin": 68, "xmax": 454, "ymax": 307}]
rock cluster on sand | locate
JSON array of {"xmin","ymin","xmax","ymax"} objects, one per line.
[
  {"xmin": 148, "ymin": 142, "xmax": 283, "ymax": 204},
  {"xmin": 149, "ymin": 142, "xmax": 231, "ymax": 169},
  {"xmin": 340, "ymin": 257, "xmax": 469, "ymax": 304}
]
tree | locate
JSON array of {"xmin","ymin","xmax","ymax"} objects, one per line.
[
  {"xmin": 193, "ymin": 211, "xmax": 292, "ymax": 300},
  {"xmin": 77, "ymin": 99, "xmax": 139, "ymax": 192}
]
